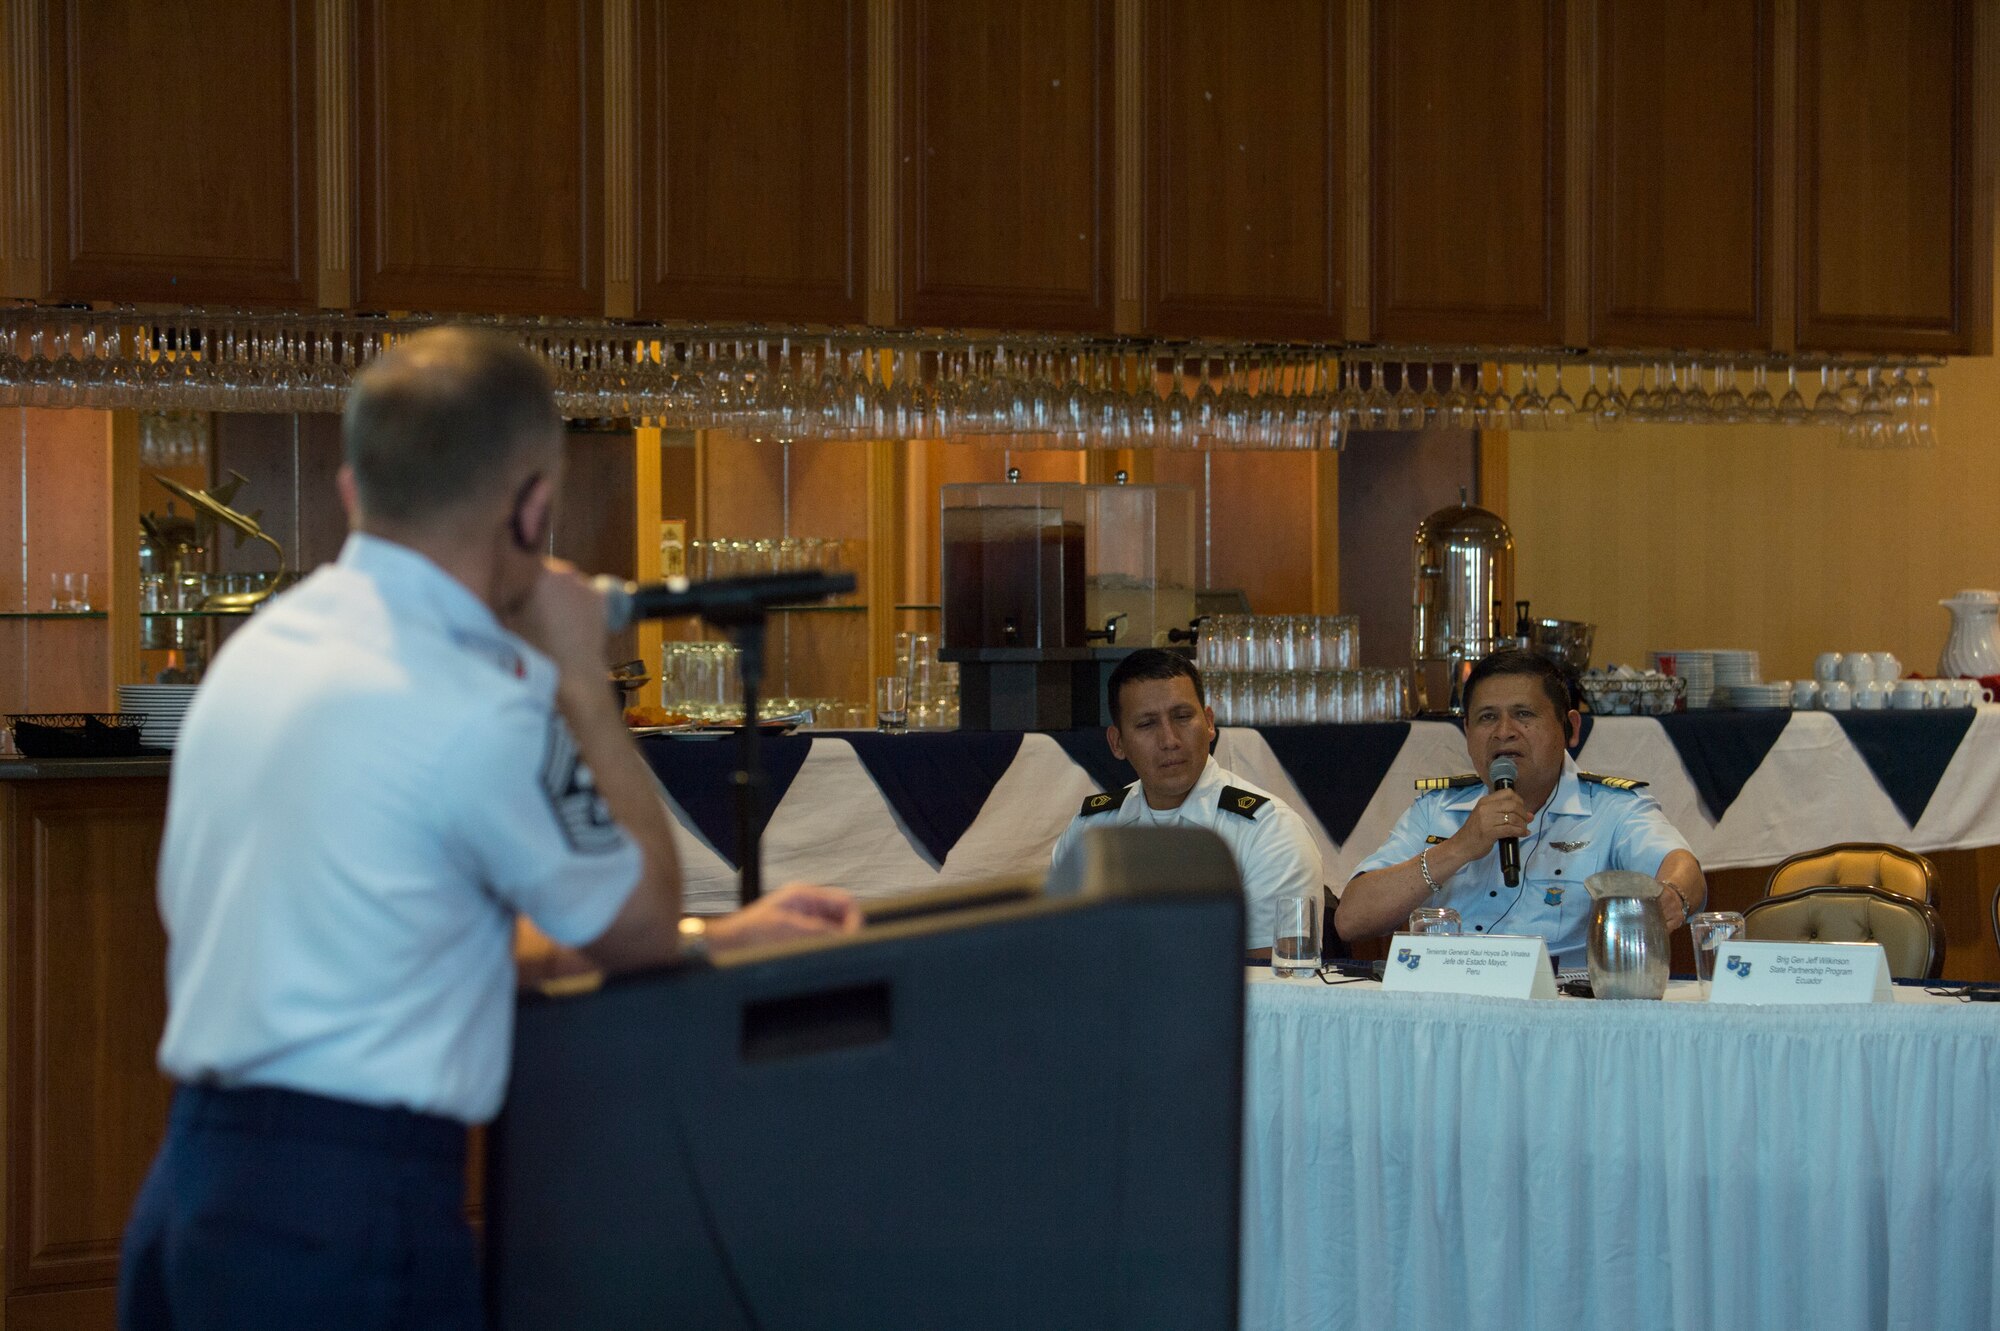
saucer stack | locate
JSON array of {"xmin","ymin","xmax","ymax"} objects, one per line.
[
  {"xmin": 1652, "ymin": 650, "xmax": 1715, "ymax": 709},
  {"xmin": 1720, "ymin": 680, "xmax": 1791, "ymax": 710},
  {"xmin": 1710, "ymin": 650, "xmax": 1762, "ymax": 707},
  {"xmin": 117, "ymin": 684, "xmax": 198, "ymax": 750}
]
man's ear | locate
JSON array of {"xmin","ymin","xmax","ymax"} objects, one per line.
[
  {"xmin": 514, "ymin": 472, "xmax": 557, "ymax": 550},
  {"xmin": 1566, "ymin": 709, "xmax": 1583, "ymax": 749},
  {"xmin": 336, "ymin": 464, "xmax": 360, "ymax": 527},
  {"xmin": 1105, "ymin": 722, "xmax": 1126, "ymax": 761}
]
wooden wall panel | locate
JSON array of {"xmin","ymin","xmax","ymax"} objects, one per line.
[
  {"xmin": 637, "ymin": 0, "xmax": 865, "ymax": 324},
  {"xmin": 211, "ymin": 414, "xmax": 349, "ymax": 582},
  {"xmin": 900, "ymin": 0, "xmax": 1113, "ymax": 331},
  {"xmin": 1373, "ymin": 0, "xmax": 1564, "ymax": 346},
  {"xmin": 358, "ymin": 0, "xmax": 601, "ymax": 315},
  {"xmin": 45, "ymin": 0, "xmax": 316, "ymax": 306},
  {"xmin": 1153, "ymin": 452, "xmax": 1317, "ymax": 613},
  {"xmin": 0, "ymin": 410, "xmax": 111, "ymax": 716},
  {"xmin": 1592, "ymin": 0, "xmax": 1771, "ymax": 350},
  {"xmin": 3, "ymin": 778, "xmax": 171, "ymax": 1299},
  {"xmin": 1144, "ymin": 0, "xmax": 1343, "ymax": 339},
  {"xmin": 1797, "ymin": 0, "xmax": 1976, "ymax": 352}
]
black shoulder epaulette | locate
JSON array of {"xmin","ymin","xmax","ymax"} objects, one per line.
[
  {"xmin": 1219, "ymin": 786, "xmax": 1270, "ymax": 820},
  {"xmin": 1079, "ymin": 788, "xmax": 1130, "ymax": 817},
  {"xmin": 1579, "ymin": 771, "xmax": 1649, "ymax": 790},
  {"xmin": 1414, "ymin": 773, "xmax": 1482, "ymax": 793}
]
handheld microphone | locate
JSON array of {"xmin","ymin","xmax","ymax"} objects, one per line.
[
  {"xmin": 1489, "ymin": 754, "xmax": 1521, "ymax": 887},
  {"xmin": 592, "ymin": 571, "xmax": 858, "ymax": 630}
]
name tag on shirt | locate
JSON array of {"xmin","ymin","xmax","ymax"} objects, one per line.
[
  {"xmin": 1705, "ymin": 941, "xmax": 1892, "ymax": 1004},
  {"xmin": 1381, "ymin": 934, "xmax": 1558, "ymax": 1000}
]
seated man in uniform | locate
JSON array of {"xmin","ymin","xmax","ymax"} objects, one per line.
[
  {"xmin": 120, "ymin": 328, "xmax": 861, "ymax": 1330},
  {"xmin": 1050, "ymin": 649, "xmax": 1323, "ymax": 957},
  {"xmin": 1336, "ymin": 648, "xmax": 1703, "ymax": 969}
]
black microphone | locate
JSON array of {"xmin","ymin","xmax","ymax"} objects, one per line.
[
  {"xmin": 593, "ymin": 572, "xmax": 858, "ymax": 630},
  {"xmin": 1489, "ymin": 754, "xmax": 1521, "ymax": 887}
]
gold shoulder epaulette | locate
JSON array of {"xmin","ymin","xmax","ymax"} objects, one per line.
[
  {"xmin": 1080, "ymin": 787, "xmax": 1131, "ymax": 817},
  {"xmin": 1218, "ymin": 786, "xmax": 1270, "ymax": 820},
  {"xmin": 1414, "ymin": 773, "xmax": 1482, "ymax": 792},
  {"xmin": 1578, "ymin": 771, "xmax": 1649, "ymax": 790}
]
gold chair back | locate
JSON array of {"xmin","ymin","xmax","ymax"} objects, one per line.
[
  {"xmin": 1765, "ymin": 842, "xmax": 1938, "ymax": 905},
  {"xmin": 1742, "ymin": 886, "xmax": 1946, "ymax": 980}
]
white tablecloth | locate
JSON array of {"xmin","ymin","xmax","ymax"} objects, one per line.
[
  {"xmin": 1239, "ymin": 976, "xmax": 2000, "ymax": 1331},
  {"xmin": 668, "ymin": 710, "xmax": 2000, "ymax": 912}
]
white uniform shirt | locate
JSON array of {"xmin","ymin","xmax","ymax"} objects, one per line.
[
  {"xmin": 155, "ymin": 534, "xmax": 641, "ymax": 1124},
  {"xmin": 1048, "ymin": 757, "xmax": 1323, "ymax": 950},
  {"xmin": 1350, "ymin": 754, "xmax": 1691, "ymax": 967}
]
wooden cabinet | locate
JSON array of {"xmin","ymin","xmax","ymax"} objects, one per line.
[
  {"xmin": 637, "ymin": 0, "xmax": 866, "ymax": 324},
  {"xmin": 0, "ymin": 772, "xmax": 171, "ymax": 1330},
  {"xmin": 1143, "ymin": 0, "xmax": 1345, "ymax": 340},
  {"xmin": 1796, "ymin": 0, "xmax": 1986, "ymax": 354},
  {"xmin": 41, "ymin": 0, "xmax": 317, "ymax": 307},
  {"xmin": 899, "ymin": 0, "xmax": 1113, "ymax": 331},
  {"xmin": 1591, "ymin": 0, "xmax": 1772, "ymax": 351},
  {"xmin": 1372, "ymin": 0, "xmax": 1566, "ymax": 347},
  {"xmin": 357, "ymin": 0, "xmax": 602, "ymax": 316}
]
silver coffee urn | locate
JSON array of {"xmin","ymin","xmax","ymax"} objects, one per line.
[{"xmin": 1411, "ymin": 495, "xmax": 1514, "ymax": 715}]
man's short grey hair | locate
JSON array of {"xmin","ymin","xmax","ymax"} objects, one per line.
[{"xmin": 342, "ymin": 327, "xmax": 563, "ymax": 525}]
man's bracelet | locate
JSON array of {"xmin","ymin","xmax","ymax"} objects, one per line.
[
  {"xmin": 1419, "ymin": 848, "xmax": 1439, "ymax": 893},
  {"xmin": 1661, "ymin": 883, "xmax": 1689, "ymax": 918}
]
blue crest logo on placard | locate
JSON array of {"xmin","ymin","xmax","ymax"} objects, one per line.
[
  {"xmin": 1723, "ymin": 954, "xmax": 1750, "ymax": 978},
  {"xmin": 1405, "ymin": 952, "xmax": 1422, "ymax": 971},
  {"xmin": 1396, "ymin": 947, "xmax": 1411, "ymax": 965}
]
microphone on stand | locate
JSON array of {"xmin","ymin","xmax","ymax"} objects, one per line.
[
  {"xmin": 593, "ymin": 572, "xmax": 858, "ymax": 630},
  {"xmin": 1489, "ymin": 755, "xmax": 1521, "ymax": 888}
]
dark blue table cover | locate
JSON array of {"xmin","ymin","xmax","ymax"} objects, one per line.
[
  {"xmin": 843, "ymin": 731, "xmax": 1025, "ymax": 864},
  {"xmin": 638, "ymin": 733, "xmax": 812, "ymax": 868},
  {"xmin": 1832, "ymin": 708, "xmax": 1977, "ymax": 827}
]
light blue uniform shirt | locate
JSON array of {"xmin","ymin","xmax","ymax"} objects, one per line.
[
  {"xmin": 156, "ymin": 534, "xmax": 641, "ymax": 1124},
  {"xmin": 1350, "ymin": 754, "xmax": 1691, "ymax": 967}
]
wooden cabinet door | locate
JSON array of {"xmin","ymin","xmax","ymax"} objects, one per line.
[
  {"xmin": 2, "ymin": 778, "xmax": 171, "ymax": 1306},
  {"xmin": 44, "ymin": 0, "xmax": 316, "ymax": 306},
  {"xmin": 1592, "ymin": 0, "xmax": 1772, "ymax": 351},
  {"xmin": 638, "ymin": 0, "xmax": 865, "ymax": 324},
  {"xmin": 1373, "ymin": 0, "xmax": 1565, "ymax": 346},
  {"xmin": 358, "ymin": 0, "xmax": 601, "ymax": 316},
  {"xmin": 900, "ymin": 0, "xmax": 1112, "ymax": 332},
  {"xmin": 1797, "ymin": 0, "xmax": 1981, "ymax": 353},
  {"xmin": 1144, "ymin": 0, "xmax": 1344, "ymax": 340}
]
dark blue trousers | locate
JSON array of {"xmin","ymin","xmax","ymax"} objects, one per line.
[{"xmin": 119, "ymin": 1084, "xmax": 482, "ymax": 1331}]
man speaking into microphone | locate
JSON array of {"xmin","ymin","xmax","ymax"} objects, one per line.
[{"xmin": 1336, "ymin": 649, "xmax": 1703, "ymax": 969}]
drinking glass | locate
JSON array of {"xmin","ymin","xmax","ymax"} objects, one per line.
[
  {"xmin": 875, "ymin": 675, "xmax": 909, "ymax": 733},
  {"xmin": 1408, "ymin": 906, "xmax": 1462, "ymax": 936},
  {"xmin": 1690, "ymin": 911, "xmax": 1746, "ymax": 995},
  {"xmin": 1271, "ymin": 894, "xmax": 1322, "ymax": 978}
]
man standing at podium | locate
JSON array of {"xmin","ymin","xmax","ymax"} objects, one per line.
[
  {"xmin": 1051, "ymin": 650, "xmax": 1323, "ymax": 955},
  {"xmin": 119, "ymin": 328, "xmax": 860, "ymax": 1331}
]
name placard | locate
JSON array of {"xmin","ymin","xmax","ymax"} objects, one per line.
[
  {"xmin": 1706, "ymin": 941, "xmax": 1892, "ymax": 1004},
  {"xmin": 1380, "ymin": 933, "xmax": 1557, "ymax": 1000}
]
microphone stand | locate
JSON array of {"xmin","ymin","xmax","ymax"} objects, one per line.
[{"xmin": 705, "ymin": 604, "xmax": 770, "ymax": 907}]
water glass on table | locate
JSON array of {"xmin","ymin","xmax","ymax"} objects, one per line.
[
  {"xmin": 1408, "ymin": 905, "xmax": 1462, "ymax": 936},
  {"xmin": 1690, "ymin": 911, "xmax": 1745, "ymax": 995},
  {"xmin": 875, "ymin": 675, "xmax": 908, "ymax": 734},
  {"xmin": 1271, "ymin": 894, "xmax": 1322, "ymax": 977}
]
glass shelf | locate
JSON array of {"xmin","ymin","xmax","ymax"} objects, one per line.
[
  {"xmin": 0, "ymin": 610, "xmax": 106, "ymax": 620},
  {"xmin": 141, "ymin": 610, "xmax": 253, "ymax": 620},
  {"xmin": 767, "ymin": 603, "xmax": 869, "ymax": 614},
  {"xmin": 893, "ymin": 603, "xmax": 942, "ymax": 612}
]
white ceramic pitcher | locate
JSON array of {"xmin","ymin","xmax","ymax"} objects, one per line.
[{"xmin": 1938, "ymin": 589, "xmax": 2000, "ymax": 678}]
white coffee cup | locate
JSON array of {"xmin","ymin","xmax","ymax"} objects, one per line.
[
  {"xmin": 1925, "ymin": 679, "xmax": 1952, "ymax": 709},
  {"xmin": 1813, "ymin": 652, "xmax": 1844, "ymax": 683},
  {"xmin": 1870, "ymin": 652, "xmax": 1903, "ymax": 681},
  {"xmin": 1952, "ymin": 679, "xmax": 1993, "ymax": 707},
  {"xmin": 1890, "ymin": 680, "xmax": 1926, "ymax": 710},
  {"xmin": 1854, "ymin": 681, "xmax": 1888, "ymax": 710},
  {"xmin": 1839, "ymin": 654, "xmax": 1877, "ymax": 685},
  {"xmin": 1820, "ymin": 680, "xmax": 1853, "ymax": 711},
  {"xmin": 1791, "ymin": 679, "xmax": 1820, "ymax": 709}
]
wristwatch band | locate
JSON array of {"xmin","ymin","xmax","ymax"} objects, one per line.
[
  {"xmin": 1419, "ymin": 848, "xmax": 1440, "ymax": 893},
  {"xmin": 677, "ymin": 914, "xmax": 712, "ymax": 963}
]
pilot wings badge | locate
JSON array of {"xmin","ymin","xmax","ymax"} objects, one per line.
[{"xmin": 1550, "ymin": 839, "xmax": 1591, "ymax": 853}]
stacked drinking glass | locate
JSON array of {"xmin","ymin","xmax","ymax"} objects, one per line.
[{"xmin": 1196, "ymin": 615, "xmax": 1406, "ymax": 724}]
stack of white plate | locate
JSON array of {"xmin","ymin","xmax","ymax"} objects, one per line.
[
  {"xmin": 1709, "ymin": 650, "xmax": 1762, "ymax": 704},
  {"xmin": 1720, "ymin": 681, "xmax": 1791, "ymax": 710},
  {"xmin": 1652, "ymin": 650, "xmax": 1716, "ymax": 709},
  {"xmin": 117, "ymin": 684, "xmax": 197, "ymax": 750}
]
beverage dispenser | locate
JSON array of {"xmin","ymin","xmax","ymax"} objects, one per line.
[
  {"xmin": 1411, "ymin": 497, "xmax": 1514, "ymax": 715},
  {"xmin": 1085, "ymin": 481, "xmax": 1196, "ymax": 649}
]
